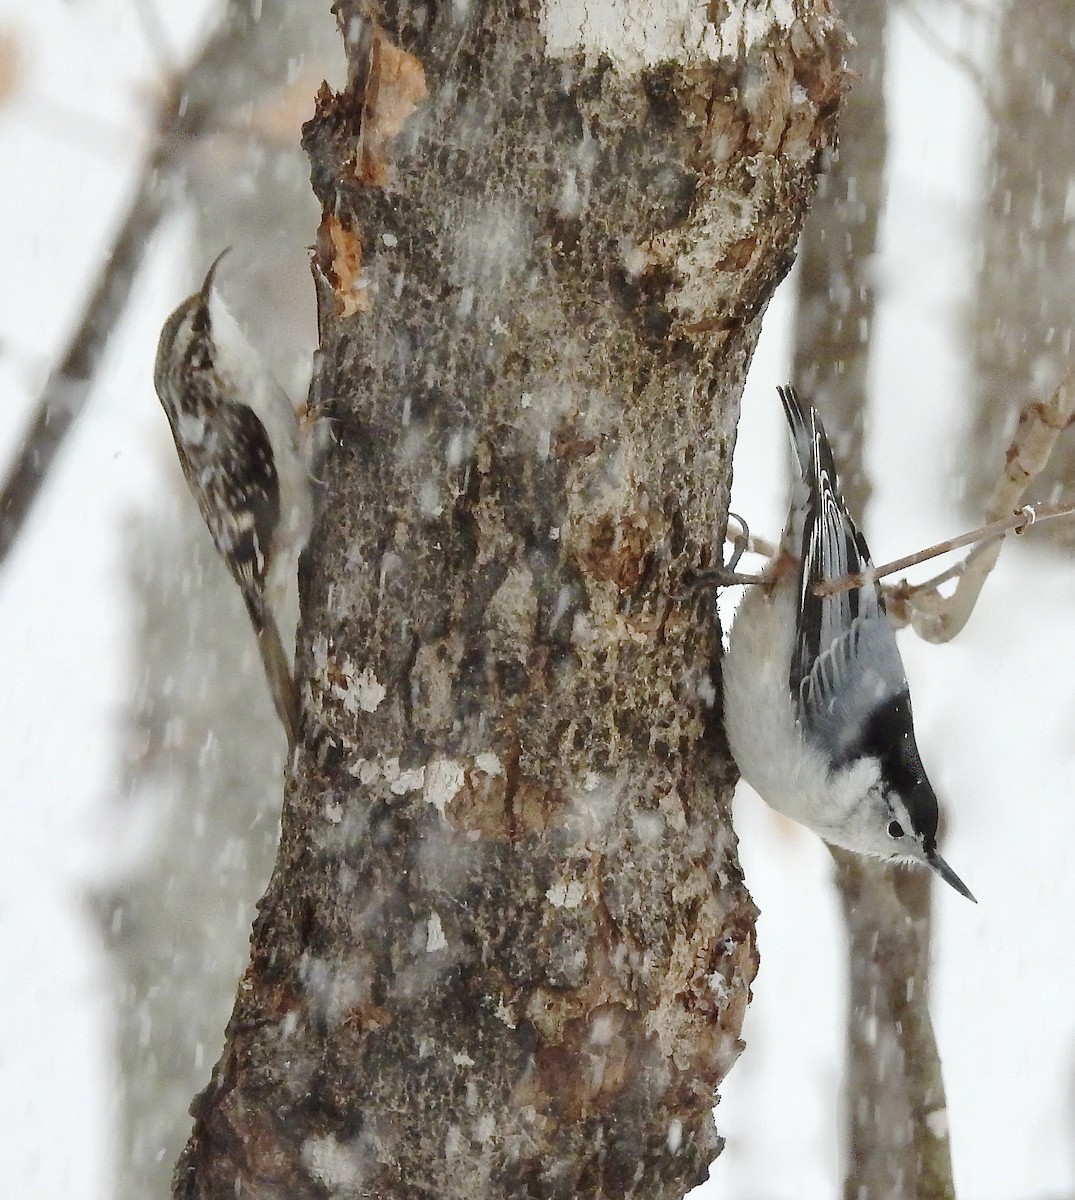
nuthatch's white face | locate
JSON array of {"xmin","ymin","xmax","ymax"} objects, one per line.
[{"xmin": 827, "ymin": 773, "xmax": 972, "ymax": 899}]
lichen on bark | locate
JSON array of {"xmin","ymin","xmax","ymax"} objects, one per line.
[{"xmin": 175, "ymin": 3, "xmax": 848, "ymax": 1198}]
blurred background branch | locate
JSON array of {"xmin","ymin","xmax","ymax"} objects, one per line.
[
  {"xmin": 791, "ymin": 2, "xmax": 955, "ymax": 1196},
  {"xmin": 78, "ymin": 4, "xmax": 337, "ymax": 1197},
  {"xmin": 0, "ymin": 0, "xmax": 327, "ymax": 570}
]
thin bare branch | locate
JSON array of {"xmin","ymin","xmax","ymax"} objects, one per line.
[
  {"xmin": 898, "ymin": 0, "xmax": 999, "ymax": 121},
  {"xmin": 0, "ymin": 143, "xmax": 170, "ymax": 566},
  {"xmin": 895, "ymin": 373, "xmax": 1075, "ymax": 640},
  {"xmin": 717, "ymin": 380, "xmax": 1075, "ymax": 646},
  {"xmin": 816, "ymin": 501, "xmax": 1075, "ymax": 597},
  {"xmin": 131, "ymin": 0, "xmax": 179, "ymax": 77},
  {"xmin": 0, "ymin": 0, "xmax": 288, "ymax": 575}
]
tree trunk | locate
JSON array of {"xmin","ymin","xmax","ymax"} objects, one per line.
[
  {"xmin": 968, "ymin": 0, "xmax": 1075, "ymax": 542},
  {"xmin": 175, "ymin": 3, "xmax": 848, "ymax": 1197},
  {"xmin": 792, "ymin": 3, "xmax": 958, "ymax": 1195},
  {"xmin": 792, "ymin": 0, "xmax": 885, "ymax": 515}
]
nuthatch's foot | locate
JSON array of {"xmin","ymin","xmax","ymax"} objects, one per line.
[{"xmin": 668, "ymin": 515, "xmax": 770, "ymax": 596}]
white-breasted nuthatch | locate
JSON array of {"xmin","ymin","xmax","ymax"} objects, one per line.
[
  {"xmin": 721, "ymin": 386, "xmax": 974, "ymax": 900},
  {"xmin": 153, "ymin": 251, "xmax": 312, "ymax": 754}
]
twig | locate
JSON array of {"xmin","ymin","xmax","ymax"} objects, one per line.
[
  {"xmin": 898, "ymin": 0, "xmax": 1000, "ymax": 122},
  {"xmin": 728, "ymin": 527, "xmax": 777, "ymax": 562},
  {"xmin": 801, "ymin": 376, "xmax": 1075, "ymax": 640},
  {"xmin": 816, "ymin": 501, "xmax": 1075, "ymax": 597},
  {"xmin": 0, "ymin": 0, "xmax": 270, "ymax": 577},
  {"xmin": 714, "ymin": 379, "xmax": 1075, "ymax": 638},
  {"xmin": 0, "ymin": 143, "xmax": 171, "ymax": 567},
  {"xmin": 131, "ymin": 0, "xmax": 179, "ymax": 77},
  {"xmin": 902, "ymin": 373, "xmax": 1075, "ymax": 641},
  {"xmin": 891, "ymin": 555, "xmax": 964, "ymax": 597}
]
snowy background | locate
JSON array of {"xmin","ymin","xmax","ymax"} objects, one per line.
[{"xmin": 1, "ymin": 2, "xmax": 1072, "ymax": 1198}]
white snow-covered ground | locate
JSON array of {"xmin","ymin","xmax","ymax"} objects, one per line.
[{"xmin": 2, "ymin": 3, "xmax": 1072, "ymax": 1199}]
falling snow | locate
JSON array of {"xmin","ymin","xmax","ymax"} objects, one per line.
[{"xmin": 8, "ymin": 3, "xmax": 1075, "ymax": 1200}]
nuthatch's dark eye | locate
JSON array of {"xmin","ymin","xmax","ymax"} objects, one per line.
[{"xmin": 887, "ymin": 820, "xmax": 905, "ymax": 839}]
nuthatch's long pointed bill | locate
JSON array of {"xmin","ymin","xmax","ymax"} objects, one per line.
[{"xmin": 927, "ymin": 849, "xmax": 976, "ymax": 903}]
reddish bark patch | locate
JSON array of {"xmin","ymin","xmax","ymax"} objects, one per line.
[
  {"xmin": 526, "ymin": 1007, "xmax": 636, "ymax": 1122},
  {"xmin": 355, "ymin": 29, "xmax": 428, "ymax": 188},
  {"xmin": 317, "ymin": 213, "xmax": 370, "ymax": 319},
  {"xmin": 577, "ymin": 518, "xmax": 651, "ymax": 593}
]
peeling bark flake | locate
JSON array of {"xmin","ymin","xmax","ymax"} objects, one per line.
[
  {"xmin": 320, "ymin": 213, "xmax": 370, "ymax": 318},
  {"xmin": 355, "ymin": 28, "xmax": 428, "ymax": 187}
]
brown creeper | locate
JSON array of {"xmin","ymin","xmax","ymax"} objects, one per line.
[{"xmin": 153, "ymin": 251, "xmax": 312, "ymax": 754}]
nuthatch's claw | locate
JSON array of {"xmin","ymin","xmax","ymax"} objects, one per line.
[{"xmin": 726, "ymin": 512, "xmax": 750, "ymax": 572}]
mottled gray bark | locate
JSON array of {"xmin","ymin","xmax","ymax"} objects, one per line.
[
  {"xmin": 175, "ymin": 3, "xmax": 848, "ymax": 1197},
  {"xmin": 968, "ymin": 2, "xmax": 1075, "ymax": 541},
  {"xmin": 792, "ymin": 4, "xmax": 956, "ymax": 1196}
]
